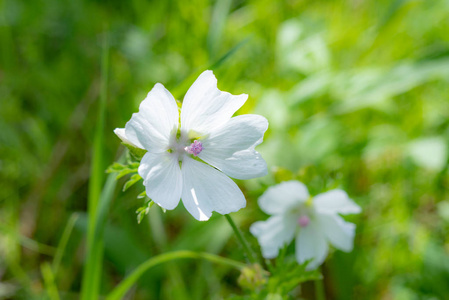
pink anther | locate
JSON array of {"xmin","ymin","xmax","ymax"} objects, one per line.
[{"xmin": 298, "ymin": 215, "xmax": 310, "ymax": 228}]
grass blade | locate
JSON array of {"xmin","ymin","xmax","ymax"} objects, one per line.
[
  {"xmin": 52, "ymin": 213, "xmax": 79, "ymax": 276},
  {"xmin": 80, "ymin": 30, "xmax": 110, "ymax": 300},
  {"xmin": 207, "ymin": 0, "xmax": 233, "ymax": 62}
]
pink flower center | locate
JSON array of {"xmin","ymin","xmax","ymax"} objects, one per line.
[
  {"xmin": 298, "ymin": 215, "xmax": 310, "ymax": 228},
  {"xmin": 185, "ymin": 140, "xmax": 203, "ymax": 156}
]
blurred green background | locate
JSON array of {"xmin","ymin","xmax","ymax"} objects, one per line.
[{"xmin": 1, "ymin": 0, "xmax": 449, "ymax": 299}]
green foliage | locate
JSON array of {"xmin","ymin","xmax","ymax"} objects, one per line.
[
  {"xmin": 122, "ymin": 174, "xmax": 142, "ymax": 192},
  {"xmin": 106, "ymin": 162, "xmax": 140, "ymax": 180},
  {"xmin": 106, "ymin": 159, "xmax": 142, "ymax": 193},
  {"xmin": 1, "ymin": 0, "xmax": 449, "ymax": 299},
  {"xmin": 266, "ymin": 261, "xmax": 321, "ymax": 297},
  {"xmin": 262, "ymin": 249, "xmax": 321, "ymax": 299}
]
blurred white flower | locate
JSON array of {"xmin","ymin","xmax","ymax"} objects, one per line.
[
  {"xmin": 250, "ymin": 181, "xmax": 361, "ymax": 270},
  {"xmin": 115, "ymin": 70, "xmax": 268, "ymax": 221}
]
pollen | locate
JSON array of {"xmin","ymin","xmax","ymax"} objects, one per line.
[{"xmin": 185, "ymin": 140, "xmax": 203, "ymax": 156}]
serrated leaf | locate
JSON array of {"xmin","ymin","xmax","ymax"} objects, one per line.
[
  {"xmin": 123, "ymin": 174, "xmax": 142, "ymax": 191},
  {"xmin": 137, "ymin": 191, "xmax": 146, "ymax": 199},
  {"xmin": 106, "ymin": 162, "xmax": 127, "ymax": 173},
  {"xmin": 136, "ymin": 200, "xmax": 154, "ymax": 224}
]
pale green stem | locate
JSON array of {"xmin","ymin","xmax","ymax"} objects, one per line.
[
  {"xmin": 224, "ymin": 214, "xmax": 257, "ymax": 264},
  {"xmin": 105, "ymin": 250, "xmax": 245, "ymax": 300},
  {"xmin": 0, "ymin": 225, "xmax": 56, "ymax": 256},
  {"xmin": 52, "ymin": 213, "xmax": 79, "ymax": 276}
]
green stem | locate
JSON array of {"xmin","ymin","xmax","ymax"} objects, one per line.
[
  {"xmin": 106, "ymin": 250, "xmax": 245, "ymax": 300},
  {"xmin": 224, "ymin": 214, "xmax": 257, "ymax": 264},
  {"xmin": 148, "ymin": 206, "xmax": 189, "ymax": 300},
  {"xmin": 314, "ymin": 277, "xmax": 326, "ymax": 300}
]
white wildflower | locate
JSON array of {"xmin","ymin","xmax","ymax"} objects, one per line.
[
  {"xmin": 115, "ymin": 70, "xmax": 268, "ymax": 221},
  {"xmin": 250, "ymin": 181, "xmax": 361, "ymax": 270}
]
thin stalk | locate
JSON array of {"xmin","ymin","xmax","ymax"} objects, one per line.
[
  {"xmin": 106, "ymin": 250, "xmax": 245, "ymax": 300},
  {"xmin": 224, "ymin": 214, "xmax": 257, "ymax": 264},
  {"xmin": 41, "ymin": 262, "xmax": 60, "ymax": 300},
  {"xmin": 53, "ymin": 213, "xmax": 79, "ymax": 276}
]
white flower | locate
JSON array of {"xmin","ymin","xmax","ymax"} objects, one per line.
[
  {"xmin": 250, "ymin": 181, "xmax": 361, "ymax": 270},
  {"xmin": 115, "ymin": 70, "xmax": 268, "ymax": 221}
]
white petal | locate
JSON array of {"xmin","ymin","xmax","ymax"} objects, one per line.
[
  {"xmin": 180, "ymin": 70, "xmax": 247, "ymax": 135},
  {"xmin": 114, "ymin": 128, "xmax": 142, "ymax": 148},
  {"xmin": 198, "ymin": 115, "xmax": 268, "ymax": 180},
  {"xmin": 138, "ymin": 152, "xmax": 182, "ymax": 210},
  {"xmin": 180, "ymin": 156, "xmax": 246, "ymax": 221},
  {"xmin": 295, "ymin": 221, "xmax": 328, "ymax": 270},
  {"xmin": 317, "ymin": 214, "xmax": 355, "ymax": 252},
  {"xmin": 314, "ymin": 190, "xmax": 361, "ymax": 215},
  {"xmin": 258, "ymin": 181, "xmax": 309, "ymax": 215},
  {"xmin": 250, "ymin": 214, "xmax": 296, "ymax": 258},
  {"xmin": 125, "ymin": 83, "xmax": 179, "ymax": 152}
]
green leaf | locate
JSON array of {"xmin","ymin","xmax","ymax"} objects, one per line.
[{"xmin": 123, "ymin": 174, "xmax": 142, "ymax": 192}]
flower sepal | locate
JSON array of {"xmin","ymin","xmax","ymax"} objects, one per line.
[
  {"xmin": 265, "ymin": 250, "xmax": 322, "ymax": 296},
  {"xmin": 122, "ymin": 142, "xmax": 147, "ymax": 161},
  {"xmin": 136, "ymin": 199, "xmax": 154, "ymax": 224},
  {"xmin": 238, "ymin": 263, "xmax": 269, "ymax": 292}
]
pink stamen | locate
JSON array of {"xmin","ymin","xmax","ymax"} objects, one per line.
[
  {"xmin": 298, "ymin": 215, "xmax": 310, "ymax": 228},
  {"xmin": 185, "ymin": 140, "xmax": 203, "ymax": 156}
]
